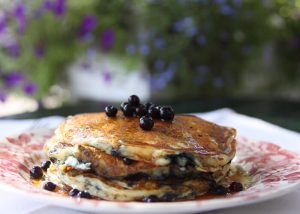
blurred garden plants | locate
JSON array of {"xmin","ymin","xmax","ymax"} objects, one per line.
[{"xmin": 0, "ymin": 0, "xmax": 299, "ymax": 101}]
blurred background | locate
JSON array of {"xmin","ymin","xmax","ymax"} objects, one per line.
[{"xmin": 0, "ymin": 0, "xmax": 299, "ymax": 130}]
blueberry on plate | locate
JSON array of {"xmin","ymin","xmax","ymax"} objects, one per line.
[
  {"xmin": 210, "ymin": 185, "xmax": 228, "ymax": 195},
  {"xmin": 68, "ymin": 188, "xmax": 80, "ymax": 197},
  {"xmin": 41, "ymin": 160, "xmax": 51, "ymax": 171},
  {"xmin": 143, "ymin": 195, "xmax": 160, "ymax": 202},
  {"xmin": 229, "ymin": 182, "xmax": 243, "ymax": 192},
  {"xmin": 78, "ymin": 191, "xmax": 92, "ymax": 199},
  {"xmin": 30, "ymin": 166, "xmax": 43, "ymax": 179},
  {"xmin": 43, "ymin": 182, "xmax": 56, "ymax": 191}
]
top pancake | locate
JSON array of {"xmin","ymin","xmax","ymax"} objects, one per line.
[{"xmin": 55, "ymin": 113, "xmax": 236, "ymax": 171}]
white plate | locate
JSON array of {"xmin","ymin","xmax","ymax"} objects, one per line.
[{"xmin": 0, "ymin": 129, "xmax": 299, "ymax": 213}]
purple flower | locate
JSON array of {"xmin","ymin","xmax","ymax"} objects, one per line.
[
  {"xmin": 0, "ymin": 91, "xmax": 6, "ymax": 102},
  {"xmin": 44, "ymin": 0, "xmax": 66, "ymax": 17},
  {"xmin": 100, "ymin": 29, "xmax": 115, "ymax": 51},
  {"xmin": 52, "ymin": 0, "xmax": 66, "ymax": 17},
  {"xmin": 213, "ymin": 77, "xmax": 224, "ymax": 88},
  {"xmin": 139, "ymin": 44, "xmax": 150, "ymax": 56},
  {"xmin": 14, "ymin": 3, "xmax": 27, "ymax": 33},
  {"xmin": 43, "ymin": 0, "xmax": 53, "ymax": 10},
  {"xmin": 185, "ymin": 27, "xmax": 197, "ymax": 37},
  {"xmin": 154, "ymin": 59, "xmax": 165, "ymax": 70},
  {"xmin": 80, "ymin": 61, "xmax": 91, "ymax": 70},
  {"xmin": 214, "ymin": 0, "xmax": 226, "ymax": 4},
  {"xmin": 34, "ymin": 45, "xmax": 45, "ymax": 58},
  {"xmin": 33, "ymin": 7, "xmax": 45, "ymax": 18},
  {"xmin": 86, "ymin": 48, "xmax": 97, "ymax": 58},
  {"xmin": 0, "ymin": 16, "xmax": 7, "ymax": 34},
  {"xmin": 126, "ymin": 44, "xmax": 136, "ymax": 55},
  {"xmin": 154, "ymin": 38, "xmax": 165, "ymax": 49},
  {"xmin": 173, "ymin": 21, "xmax": 184, "ymax": 32},
  {"xmin": 233, "ymin": 0, "xmax": 243, "ymax": 6},
  {"xmin": 4, "ymin": 72, "xmax": 24, "ymax": 87},
  {"xmin": 79, "ymin": 15, "xmax": 97, "ymax": 39},
  {"xmin": 150, "ymin": 63, "xmax": 176, "ymax": 91},
  {"xmin": 196, "ymin": 35, "xmax": 206, "ymax": 46},
  {"xmin": 6, "ymin": 43, "xmax": 20, "ymax": 58},
  {"xmin": 196, "ymin": 65, "xmax": 209, "ymax": 75},
  {"xmin": 23, "ymin": 82, "xmax": 37, "ymax": 96},
  {"xmin": 219, "ymin": 5, "xmax": 234, "ymax": 16},
  {"xmin": 102, "ymin": 71, "xmax": 112, "ymax": 83},
  {"xmin": 173, "ymin": 17, "xmax": 198, "ymax": 37}
]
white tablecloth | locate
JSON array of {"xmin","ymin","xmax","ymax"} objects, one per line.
[{"xmin": 0, "ymin": 108, "xmax": 299, "ymax": 214}]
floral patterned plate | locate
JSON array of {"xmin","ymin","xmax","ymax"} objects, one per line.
[{"xmin": 0, "ymin": 129, "xmax": 299, "ymax": 214}]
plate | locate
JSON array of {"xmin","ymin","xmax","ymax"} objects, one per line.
[{"xmin": 0, "ymin": 129, "xmax": 299, "ymax": 214}]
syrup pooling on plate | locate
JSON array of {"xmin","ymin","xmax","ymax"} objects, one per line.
[{"xmin": 33, "ymin": 95, "xmax": 247, "ymax": 201}]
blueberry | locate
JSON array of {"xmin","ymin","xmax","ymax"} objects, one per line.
[
  {"xmin": 41, "ymin": 160, "xmax": 51, "ymax": 171},
  {"xmin": 145, "ymin": 102, "xmax": 153, "ymax": 110},
  {"xmin": 229, "ymin": 182, "xmax": 243, "ymax": 192},
  {"xmin": 50, "ymin": 157, "xmax": 57, "ymax": 163},
  {"xmin": 136, "ymin": 105, "xmax": 147, "ymax": 117},
  {"xmin": 160, "ymin": 106, "xmax": 175, "ymax": 121},
  {"xmin": 68, "ymin": 188, "xmax": 80, "ymax": 197},
  {"xmin": 122, "ymin": 103, "xmax": 135, "ymax": 117},
  {"xmin": 139, "ymin": 116, "xmax": 154, "ymax": 131},
  {"xmin": 161, "ymin": 192, "xmax": 175, "ymax": 201},
  {"xmin": 78, "ymin": 191, "xmax": 92, "ymax": 199},
  {"xmin": 111, "ymin": 148, "xmax": 121, "ymax": 157},
  {"xmin": 128, "ymin": 95, "xmax": 140, "ymax": 106},
  {"xmin": 122, "ymin": 157, "xmax": 134, "ymax": 165},
  {"xmin": 43, "ymin": 182, "xmax": 56, "ymax": 191},
  {"xmin": 120, "ymin": 102, "xmax": 128, "ymax": 111},
  {"xmin": 148, "ymin": 106, "xmax": 160, "ymax": 119},
  {"xmin": 155, "ymin": 105, "xmax": 162, "ymax": 111},
  {"xmin": 143, "ymin": 195, "xmax": 160, "ymax": 202},
  {"xmin": 30, "ymin": 166, "xmax": 43, "ymax": 179},
  {"xmin": 210, "ymin": 184, "xmax": 228, "ymax": 195},
  {"xmin": 105, "ymin": 105, "xmax": 118, "ymax": 117}
]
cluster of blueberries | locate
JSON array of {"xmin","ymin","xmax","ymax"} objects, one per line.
[
  {"xmin": 29, "ymin": 161, "xmax": 92, "ymax": 199},
  {"xmin": 105, "ymin": 95, "xmax": 175, "ymax": 131}
]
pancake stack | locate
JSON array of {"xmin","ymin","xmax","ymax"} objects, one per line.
[{"xmin": 44, "ymin": 112, "xmax": 237, "ymax": 201}]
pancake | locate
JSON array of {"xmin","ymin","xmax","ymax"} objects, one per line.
[
  {"xmin": 46, "ymin": 163, "xmax": 211, "ymax": 201},
  {"xmin": 43, "ymin": 112, "xmax": 241, "ymax": 201},
  {"xmin": 45, "ymin": 137, "xmax": 230, "ymax": 180},
  {"xmin": 53, "ymin": 113, "xmax": 236, "ymax": 172}
]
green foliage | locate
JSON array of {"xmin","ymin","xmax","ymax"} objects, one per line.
[{"xmin": 0, "ymin": 0, "xmax": 299, "ymax": 101}]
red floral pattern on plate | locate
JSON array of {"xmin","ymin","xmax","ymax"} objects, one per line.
[{"xmin": 0, "ymin": 129, "xmax": 299, "ymax": 213}]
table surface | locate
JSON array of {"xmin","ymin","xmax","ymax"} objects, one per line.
[{"xmin": 2, "ymin": 97, "xmax": 300, "ymax": 132}]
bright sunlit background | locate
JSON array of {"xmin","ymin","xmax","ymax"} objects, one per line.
[{"xmin": 0, "ymin": 0, "xmax": 300, "ymax": 116}]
